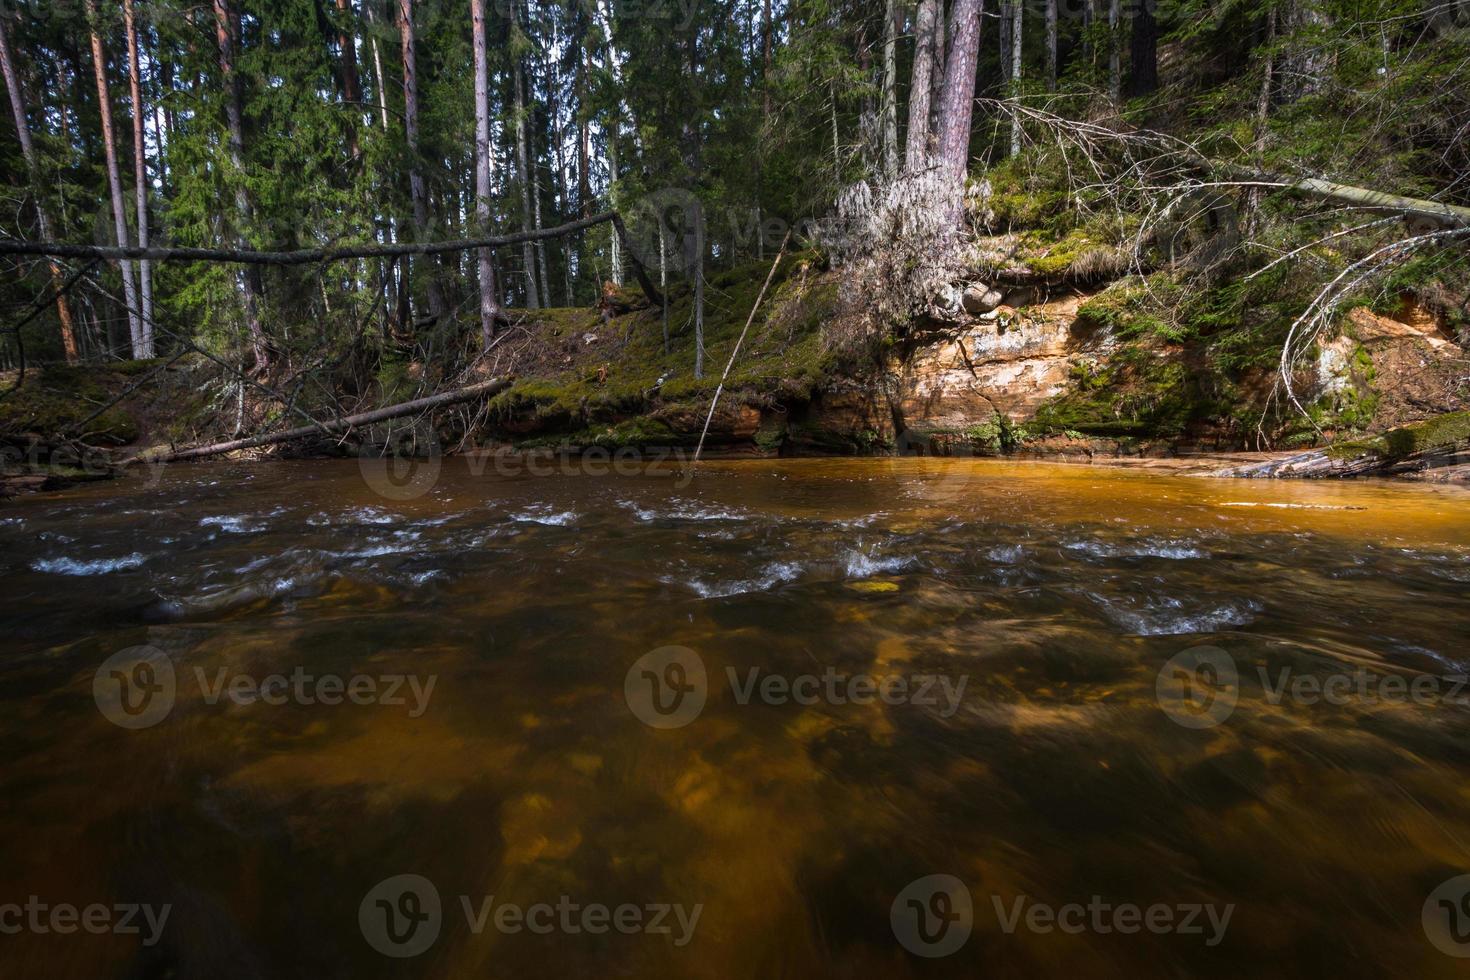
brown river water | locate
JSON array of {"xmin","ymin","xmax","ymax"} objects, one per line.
[{"xmin": 2, "ymin": 456, "xmax": 1470, "ymax": 978}]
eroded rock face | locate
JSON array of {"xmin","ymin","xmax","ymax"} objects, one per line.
[{"xmin": 895, "ymin": 293, "xmax": 1113, "ymax": 428}]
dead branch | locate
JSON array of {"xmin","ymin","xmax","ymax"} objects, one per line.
[{"xmin": 123, "ymin": 375, "xmax": 513, "ymax": 465}]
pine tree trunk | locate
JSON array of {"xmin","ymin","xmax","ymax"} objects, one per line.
[
  {"xmin": 471, "ymin": 0, "xmax": 502, "ymax": 347},
  {"xmin": 930, "ymin": 0, "xmax": 946, "ymax": 130},
  {"xmin": 905, "ymin": 0, "xmax": 939, "ymax": 171},
  {"xmin": 1128, "ymin": 0, "xmax": 1159, "ymax": 96},
  {"xmin": 532, "ymin": 138, "xmax": 550, "ymax": 302},
  {"xmin": 1045, "ymin": 0, "xmax": 1058, "ymax": 91},
  {"xmin": 762, "ymin": 0, "xmax": 773, "ymax": 119},
  {"xmin": 693, "ymin": 219, "xmax": 705, "ymax": 380},
  {"xmin": 85, "ymin": 0, "xmax": 144, "ymax": 358},
  {"xmin": 881, "ymin": 0, "xmax": 899, "ymax": 179},
  {"xmin": 123, "ymin": 0, "xmax": 154, "ymax": 357},
  {"xmin": 212, "ymin": 0, "xmax": 270, "ymax": 370},
  {"xmin": 1010, "ymin": 0, "xmax": 1024, "ymax": 157},
  {"xmin": 1281, "ymin": 0, "xmax": 1331, "ymax": 101},
  {"xmin": 364, "ymin": 0, "xmax": 390, "ymax": 133},
  {"xmin": 149, "ymin": 45, "xmax": 168, "ymax": 186},
  {"xmin": 546, "ymin": 32, "xmax": 576, "ymax": 302},
  {"xmin": 0, "ymin": 12, "xmax": 80, "ymax": 362},
  {"xmin": 1108, "ymin": 0, "xmax": 1121, "ymax": 103},
  {"xmin": 333, "ymin": 0, "xmax": 362, "ymax": 158},
  {"xmin": 398, "ymin": 0, "xmax": 445, "ymax": 324},
  {"xmin": 512, "ymin": 57, "xmax": 541, "ymax": 308},
  {"xmin": 607, "ymin": 136, "xmax": 622, "ymax": 287},
  {"xmin": 936, "ymin": 0, "xmax": 983, "ymax": 187}
]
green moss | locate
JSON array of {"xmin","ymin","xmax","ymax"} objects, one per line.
[
  {"xmin": 0, "ymin": 365, "xmax": 142, "ymax": 443},
  {"xmin": 1076, "ymin": 276, "xmax": 1191, "ymax": 342},
  {"xmin": 487, "ymin": 256, "xmax": 837, "ymax": 445},
  {"xmin": 1324, "ymin": 410, "xmax": 1470, "ymax": 462},
  {"xmin": 1020, "ymin": 229, "xmax": 1098, "ymax": 276},
  {"xmin": 1032, "ymin": 346, "xmax": 1221, "ymax": 439}
]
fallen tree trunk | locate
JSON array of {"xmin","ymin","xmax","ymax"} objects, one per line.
[
  {"xmin": 1210, "ymin": 164, "xmax": 1470, "ymax": 230},
  {"xmin": 1220, "ymin": 411, "xmax": 1470, "ymax": 478},
  {"xmin": 1, "ymin": 210, "xmax": 665, "ymax": 308},
  {"xmin": 124, "ymin": 376, "xmax": 514, "ymax": 466}
]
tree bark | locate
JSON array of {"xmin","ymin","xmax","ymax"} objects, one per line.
[
  {"xmin": 1108, "ymin": 0, "xmax": 1121, "ymax": 103},
  {"xmin": 85, "ymin": 0, "xmax": 144, "ymax": 358},
  {"xmin": 513, "ymin": 51, "xmax": 541, "ymax": 307},
  {"xmin": 0, "ymin": 11, "xmax": 80, "ymax": 362},
  {"xmin": 762, "ymin": 0, "xmax": 773, "ymax": 119},
  {"xmin": 213, "ymin": 0, "xmax": 270, "ymax": 370},
  {"xmin": 1045, "ymin": 0, "xmax": 1058, "ymax": 91},
  {"xmin": 936, "ymin": 0, "xmax": 983, "ymax": 186},
  {"xmin": 123, "ymin": 0, "xmax": 154, "ymax": 357},
  {"xmin": 333, "ymin": 0, "xmax": 362, "ymax": 159},
  {"xmin": 1281, "ymin": 0, "xmax": 1331, "ymax": 102},
  {"xmin": 1010, "ymin": 0, "xmax": 1024, "ymax": 158},
  {"xmin": 471, "ymin": 0, "xmax": 502, "ymax": 346},
  {"xmin": 1128, "ymin": 0, "xmax": 1159, "ymax": 97},
  {"xmin": 881, "ymin": 0, "xmax": 899, "ymax": 179},
  {"xmin": 693, "ymin": 217, "xmax": 705, "ymax": 380},
  {"xmin": 905, "ymin": 0, "xmax": 939, "ymax": 171},
  {"xmin": 397, "ymin": 0, "xmax": 446, "ymax": 325}
]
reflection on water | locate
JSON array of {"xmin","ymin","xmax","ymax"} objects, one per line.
[{"xmin": 1, "ymin": 457, "xmax": 1469, "ymax": 977}]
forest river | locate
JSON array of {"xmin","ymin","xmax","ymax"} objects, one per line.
[{"xmin": 2, "ymin": 457, "xmax": 1469, "ymax": 977}]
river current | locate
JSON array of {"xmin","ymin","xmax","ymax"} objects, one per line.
[{"xmin": 2, "ymin": 456, "xmax": 1469, "ymax": 977}]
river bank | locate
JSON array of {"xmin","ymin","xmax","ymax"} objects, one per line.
[{"xmin": 3, "ymin": 246, "xmax": 1467, "ymax": 497}]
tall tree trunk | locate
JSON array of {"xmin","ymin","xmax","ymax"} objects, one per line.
[
  {"xmin": 999, "ymin": 1, "xmax": 1012, "ymax": 87},
  {"xmin": 471, "ymin": 0, "xmax": 502, "ymax": 346},
  {"xmin": 1108, "ymin": 0, "xmax": 1121, "ymax": 103},
  {"xmin": 936, "ymin": 0, "xmax": 982, "ymax": 187},
  {"xmin": 881, "ymin": 0, "xmax": 899, "ymax": 179},
  {"xmin": 1256, "ymin": 7, "xmax": 1277, "ymax": 132},
  {"xmin": 397, "ymin": 0, "xmax": 446, "ymax": 325},
  {"xmin": 123, "ymin": 0, "xmax": 153, "ymax": 356},
  {"xmin": 930, "ymin": 0, "xmax": 946, "ymax": 132},
  {"xmin": 512, "ymin": 57, "xmax": 541, "ymax": 307},
  {"xmin": 762, "ymin": 0, "xmax": 772, "ymax": 120},
  {"xmin": 0, "ymin": 12, "xmax": 80, "ymax": 362},
  {"xmin": 333, "ymin": 0, "xmax": 362, "ymax": 159},
  {"xmin": 85, "ymin": 0, "xmax": 144, "ymax": 358},
  {"xmin": 213, "ymin": 0, "xmax": 270, "ymax": 370},
  {"xmin": 545, "ymin": 28, "xmax": 576, "ymax": 301},
  {"xmin": 362, "ymin": 0, "xmax": 396, "ymax": 335},
  {"xmin": 149, "ymin": 44, "xmax": 168, "ymax": 187},
  {"xmin": 693, "ymin": 217, "xmax": 705, "ymax": 380},
  {"xmin": 531, "ymin": 107, "xmax": 550, "ymax": 304},
  {"xmin": 1010, "ymin": 0, "xmax": 1024, "ymax": 158},
  {"xmin": 365, "ymin": 0, "xmax": 389, "ymax": 132},
  {"xmin": 1281, "ymin": 0, "xmax": 1331, "ymax": 101},
  {"xmin": 1045, "ymin": 0, "xmax": 1058, "ymax": 90},
  {"xmin": 905, "ymin": 0, "xmax": 939, "ymax": 171},
  {"xmin": 1246, "ymin": 6, "xmax": 1277, "ymax": 237},
  {"xmin": 1128, "ymin": 0, "xmax": 1159, "ymax": 96},
  {"xmin": 1082, "ymin": 0, "xmax": 1093, "ymax": 62},
  {"xmin": 606, "ymin": 135, "xmax": 621, "ymax": 287}
]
